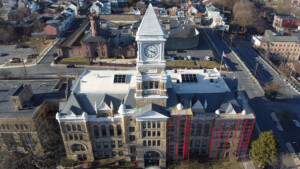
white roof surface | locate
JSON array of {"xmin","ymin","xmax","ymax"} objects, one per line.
[
  {"xmin": 136, "ymin": 3, "xmax": 164, "ymax": 37},
  {"xmin": 73, "ymin": 68, "xmax": 229, "ymax": 95}
]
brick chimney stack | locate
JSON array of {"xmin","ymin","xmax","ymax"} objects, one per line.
[{"xmin": 89, "ymin": 13, "xmax": 101, "ymax": 36}]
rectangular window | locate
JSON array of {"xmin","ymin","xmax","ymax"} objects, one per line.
[
  {"xmin": 130, "ymin": 146, "xmax": 136, "ymax": 153},
  {"xmin": 143, "ymin": 140, "xmax": 146, "ymax": 146},
  {"xmin": 15, "ymin": 124, "xmax": 19, "ymax": 130},
  {"xmin": 181, "ymin": 74, "xmax": 197, "ymax": 83},
  {"xmin": 142, "ymin": 122, "xmax": 146, "ymax": 129},
  {"xmin": 103, "ymin": 141, "xmax": 108, "ymax": 148},
  {"xmin": 148, "ymin": 140, "xmax": 151, "ymax": 146},
  {"xmin": 104, "ymin": 151, "xmax": 109, "ymax": 157},
  {"xmin": 111, "ymin": 141, "xmax": 115, "ymax": 148},
  {"xmin": 119, "ymin": 151, "xmax": 124, "ymax": 156},
  {"xmin": 152, "ymin": 131, "xmax": 156, "ymax": 137},
  {"xmin": 72, "ymin": 124, "xmax": 76, "ymax": 131},
  {"xmin": 96, "ymin": 141, "xmax": 101, "ymax": 148},
  {"xmin": 157, "ymin": 140, "xmax": 160, "ymax": 146},
  {"xmin": 69, "ymin": 134, "xmax": 73, "ymax": 140},
  {"xmin": 153, "ymin": 140, "xmax": 156, "ymax": 146},
  {"xmin": 150, "ymin": 81, "xmax": 154, "ymax": 88},
  {"xmin": 148, "ymin": 131, "xmax": 151, "ymax": 137},
  {"xmin": 129, "ymin": 135, "xmax": 135, "ymax": 141},
  {"xmin": 143, "ymin": 131, "xmax": 146, "ymax": 138},
  {"xmin": 148, "ymin": 122, "xmax": 151, "ymax": 128},
  {"xmin": 112, "ymin": 151, "xmax": 116, "ymax": 156},
  {"xmin": 118, "ymin": 140, "xmax": 123, "ymax": 147},
  {"xmin": 155, "ymin": 81, "xmax": 159, "ymax": 88},
  {"xmin": 157, "ymin": 131, "xmax": 161, "ymax": 137},
  {"xmin": 157, "ymin": 122, "xmax": 160, "ymax": 128},
  {"xmin": 152, "ymin": 122, "xmax": 156, "ymax": 128},
  {"xmin": 74, "ymin": 134, "xmax": 78, "ymax": 140},
  {"xmin": 129, "ymin": 127, "xmax": 135, "ymax": 132}
]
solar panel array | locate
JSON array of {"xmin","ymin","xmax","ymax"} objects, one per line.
[
  {"xmin": 181, "ymin": 74, "xmax": 197, "ymax": 83},
  {"xmin": 114, "ymin": 75, "xmax": 126, "ymax": 83}
]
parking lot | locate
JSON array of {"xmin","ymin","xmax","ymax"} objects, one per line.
[
  {"xmin": 165, "ymin": 33, "xmax": 214, "ymax": 61},
  {"xmin": 0, "ymin": 45, "xmax": 35, "ymax": 65}
]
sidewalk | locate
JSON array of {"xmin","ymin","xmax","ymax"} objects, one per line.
[{"xmin": 241, "ymin": 158, "xmax": 255, "ymax": 169}]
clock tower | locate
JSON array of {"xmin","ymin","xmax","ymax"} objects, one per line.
[{"xmin": 135, "ymin": 4, "xmax": 168, "ymax": 108}]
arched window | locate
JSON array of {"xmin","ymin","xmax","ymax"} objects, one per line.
[
  {"xmin": 109, "ymin": 125, "xmax": 114, "ymax": 136},
  {"xmin": 117, "ymin": 125, "xmax": 122, "ymax": 136},
  {"xmin": 77, "ymin": 124, "xmax": 82, "ymax": 131},
  {"xmin": 66, "ymin": 124, "xmax": 71, "ymax": 131},
  {"xmin": 71, "ymin": 144, "xmax": 85, "ymax": 152},
  {"xmin": 101, "ymin": 125, "xmax": 107, "ymax": 136},
  {"xmin": 93, "ymin": 125, "xmax": 99, "ymax": 138},
  {"xmin": 196, "ymin": 124, "xmax": 202, "ymax": 136},
  {"xmin": 204, "ymin": 124, "xmax": 210, "ymax": 136},
  {"xmin": 72, "ymin": 124, "xmax": 76, "ymax": 131}
]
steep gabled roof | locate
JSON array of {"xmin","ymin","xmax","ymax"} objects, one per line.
[
  {"xmin": 133, "ymin": 103, "xmax": 170, "ymax": 119},
  {"xmin": 136, "ymin": 3, "xmax": 164, "ymax": 36}
]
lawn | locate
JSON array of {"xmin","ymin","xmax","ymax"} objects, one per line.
[
  {"xmin": 91, "ymin": 158, "xmax": 135, "ymax": 169},
  {"xmin": 169, "ymin": 159, "xmax": 243, "ymax": 169},
  {"xmin": 166, "ymin": 60, "xmax": 220, "ymax": 69},
  {"xmin": 60, "ymin": 57, "xmax": 90, "ymax": 63}
]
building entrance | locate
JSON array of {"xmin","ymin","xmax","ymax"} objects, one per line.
[{"xmin": 144, "ymin": 151, "xmax": 160, "ymax": 167}]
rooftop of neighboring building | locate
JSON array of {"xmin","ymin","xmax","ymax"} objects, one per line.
[
  {"xmin": 255, "ymin": 30, "xmax": 300, "ymax": 42},
  {"xmin": 0, "ymin": 79, "xmax": 69, "ymax": 118}
]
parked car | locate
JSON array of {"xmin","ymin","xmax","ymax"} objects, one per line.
[
  {"xmin": 293, "ymin": 120, "xmax": 300, "ymax": 128},
  {"xmin": 66, "ymin": 64, "xmax": 75, "ymax": 68},
  {"xmin": 205, "ymin": 56, "xmax": 211, "ymax": 61},
  {"xmin": 9, "ymin": 58, "xmax": 22, "ymax": 63}
]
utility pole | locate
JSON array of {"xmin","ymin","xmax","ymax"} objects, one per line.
[{"xmin": 253, "ymin": 63, "xmax": 258, "ymax": 83}]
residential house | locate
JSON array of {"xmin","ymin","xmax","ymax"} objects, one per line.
[
  {"xmin": 273, "ymin": 15, "xmax": 300, "ymax": 34},
  {"xmin": 129, "ymin": 8, "xmax": 141, "ymax": 15},
  {"xmin": 206, "ymin": 3, "xmax": 229, "ymax": 31},
  {"xmin": 90, "ymin": 0, "xmax": 112, "ymax": 15}
]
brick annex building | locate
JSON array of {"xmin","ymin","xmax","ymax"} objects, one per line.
[{"xmin": 56, "ymin": 4, "xmax": 255, "ymax": 168}]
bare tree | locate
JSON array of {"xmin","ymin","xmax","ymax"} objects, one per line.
[
  {"xmin": 0, "ymin": 70, "xmax": 11, "ymax": 79},
  {"xmin": 211, "ymin": 0, "xmax": 239, "ymax": 11},
  {"xmin": 0, "ymin": 120, "xmax": 64, "ymax": 168},
  {"xmin": 233, "ymin": 2, "xmax": 258, "ymax": 33},
  {"xmin": 263, "ymin": 80, "xmax": 283, "ymax": 99}
]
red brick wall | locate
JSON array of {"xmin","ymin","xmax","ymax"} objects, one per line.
[{"xmin": 44, "ymin": 26, "xmax": 58, "ymax": 36}]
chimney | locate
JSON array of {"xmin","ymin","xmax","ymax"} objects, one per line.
[{"xmin": 89, "ymin": 13, "xmax": 101, "ymax": 36}]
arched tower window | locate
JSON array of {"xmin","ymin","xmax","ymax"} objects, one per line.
[{"xmin": 101, "ymin": 125, "xmax": 107, "ymax": 136}]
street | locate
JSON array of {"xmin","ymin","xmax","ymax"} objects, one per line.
[{"xmin": 202, "ymin": 28, "xmax": 298, "ymax": 167}]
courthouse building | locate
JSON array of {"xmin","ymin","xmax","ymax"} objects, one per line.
[{"xmin": 56, "ymin": 4, "xmax": 255, "ymax": 168}]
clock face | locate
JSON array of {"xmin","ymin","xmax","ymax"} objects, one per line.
[{"xmin": 144, "ymin": 45, "xmax": 158, "ymax": 58}]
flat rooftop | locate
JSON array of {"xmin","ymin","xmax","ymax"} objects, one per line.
[
  {"xmin": 73, "ymin": 68, "xmax": 229, "ymax": 94},
  {"xmin": 0, "ymin": 80, "xmax": 68, "ymax": 118}
]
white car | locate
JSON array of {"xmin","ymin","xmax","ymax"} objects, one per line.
[
  {"xmin": 293, "ymin": 120, "xmax": 300, "ymax": 128},
  {"xmin": 205, "ymin": 56, "xmax": 211, "ymax": 61}
]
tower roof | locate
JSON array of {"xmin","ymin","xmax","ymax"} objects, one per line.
[{"xmin": 136, "ymin": 4, "xmax": 165, "ymax": 37}]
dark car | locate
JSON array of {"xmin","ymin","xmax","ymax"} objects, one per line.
[{"xmin": 66, "ymin": 64, "xmax": 75, "ymax": 68}]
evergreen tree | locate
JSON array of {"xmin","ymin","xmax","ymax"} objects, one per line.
[{"xmin": 250, "ymin": 131, "xmax": 279, "ymax": 167}]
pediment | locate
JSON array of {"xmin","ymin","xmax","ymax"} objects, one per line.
[{"xmin": 135, "ymin": 110, "xmax": 169, "ymax": 121}]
